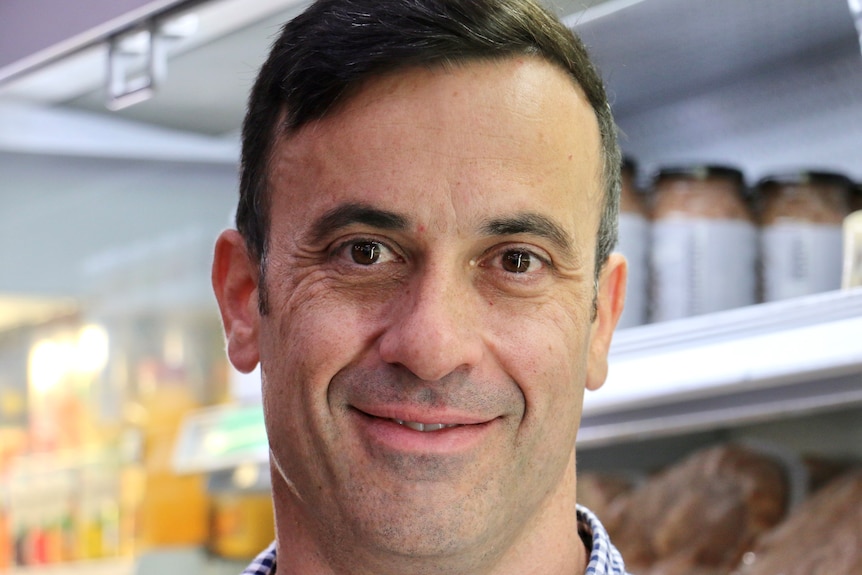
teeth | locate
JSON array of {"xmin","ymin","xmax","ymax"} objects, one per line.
[{"xmin": 392, "ymin": 419, "xmax": 458, "ymax": 432}]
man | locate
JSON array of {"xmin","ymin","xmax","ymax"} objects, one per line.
[{"xmin": 212, "ymin": 0, "xmax": 629, "ymax": 573}]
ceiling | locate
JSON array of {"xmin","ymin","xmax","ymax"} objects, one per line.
[
  {"xmin": 0, "ymin": 0, "xmax": 860, "ymax": 331},
  {"xmin": 0, "ymin": 0, "xmax": 614, "ymax": 136},
  {"xmin": 2, "ymin": 0, "xmax": 856, "ymax": 137}
]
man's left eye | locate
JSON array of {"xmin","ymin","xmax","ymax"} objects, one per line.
[{"xmin": 500, "ymin": 250, "xmax": 544, "ymax": 274}]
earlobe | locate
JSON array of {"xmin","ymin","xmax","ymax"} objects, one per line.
[
  {"xmin": 212, "ymin": 229, "xmax": 261, "ymax": 373},
  {"xmin": 585, "ymin": 252, "xmax": 627, "ymax": 391}
]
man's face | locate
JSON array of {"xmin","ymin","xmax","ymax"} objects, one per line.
[{"xmin": 215, "ymin": 56, "xmax": 625, "ymax": 570}]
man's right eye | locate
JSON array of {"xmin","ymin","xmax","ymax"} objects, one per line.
[
  {"xmin": 352, "ymin": 241, "xmax": 382, "ymax": 265},
  {"xmin": 339, "ymin": 240, "xmax": 400, "ymax": 266}
]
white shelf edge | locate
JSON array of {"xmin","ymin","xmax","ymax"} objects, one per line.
[
  {"xmin": 172, "ymin": 403, "xmax": 268, "ymax": 474},
  {"xmin": 607, "ymin": 287, "xmax": 862, "ymax": 356},
  {"xmin": 579, "ymin": 288, "xmax": 862, "ymax": 445},
  {"xmin": 579, "ymin": 372, "xmax": 862, "ymax": 448}
]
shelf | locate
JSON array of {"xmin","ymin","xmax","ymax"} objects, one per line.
[
  {"xmin": 579, "ymin": 287, "xmax": 862, "ymax": 446},
  {"xmin": 173, "ymin": 403, "xmax": 267, "ymax": 474},
  {"xmin": 567, "ymin": 0, "xmax": 862, "ymax": 182},
  {"xmin": 5, "ymin": 550, "xmax": 250, "ymax": 575},
  {"xmin": 7, "ymin": 558, "xmax": 133, "ymax": 575}
]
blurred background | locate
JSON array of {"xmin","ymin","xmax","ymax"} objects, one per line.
[{"xmin": 1, "ymin": 0, "xmax": 861, "ymax": 573}]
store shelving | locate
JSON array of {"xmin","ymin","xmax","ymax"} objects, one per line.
[
  {"xmin": 567, "ymin": 0, "xmax": 862, "ymax": 447},
  {"xmin": 581, "ymin": 287, "xmax": 862, "ymax": 446},
  {"xmin": 6, "ymin": 552, "xmax": 247, "ymax": 575},
  {"xmin": 8, "ymin": 558, "xmax": 132, "ymax": 575}
]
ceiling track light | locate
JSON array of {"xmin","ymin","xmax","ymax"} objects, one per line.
[
  {"xmin": 851, "ymin": 0, "xmax": 862, "ymax": 58},
  {"xmin": 104, "ymin": 12, "xmax": 198, "ymax": 111},
  {"xmin": 106, "ymin": 19, "xmax": 164, "ymax": 111}
]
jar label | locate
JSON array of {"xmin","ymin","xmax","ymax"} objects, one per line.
[
  {"xmin": 761, "ymin": 222, "xmax": 843, "ymax": 301},
  {"xmin": 651, "ymin": 218, "xmax": 757, "ymax": 321},
  {"xmin": 617, "ymin": 213, "xmax": 649, "ymax": 328}
]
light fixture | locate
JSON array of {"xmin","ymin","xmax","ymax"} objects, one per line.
[
  {"xmin": 850, "ymin": 0, "xmax": 862, "ymax": 57},
  {"xmin": 105, "ymin": 12, "xmax": 200, "ymax": 111},
  {"xmin": 2, "ymin": 0, "xmax": 309, "ymax": 107},
  {"xmin": 106, "ymin": 21, "xmax": 163, "ymax": 111},
  {"xmin": 29, "ymin": 338, "xmax": 72, "ymax": 396},
  {"xmin": 562, "ymin": 0, "xmax": 647, "ymax": 27},
  {"xmin": 76, "ymin": 324, "xmax": 110, "ymax": 374},
  {"xmin": 28, "ymin": 324, "xmax": 110, "ymax": 396}
]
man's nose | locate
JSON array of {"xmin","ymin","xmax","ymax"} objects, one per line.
[{"xmin": 377, "ymin": 267, "xmax": 484, "ymax": 382}]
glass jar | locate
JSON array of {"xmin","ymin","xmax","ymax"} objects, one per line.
[
  {"xmin": 757, "ymin": 171, "xmax": 851, "ymax": 301},
  {"xmin": 851, "ymin": 181, "xmax": 862, "ymax": 213},
  {"xmin": 616, "ymin": 157, "xmax": 649, "ymax": 328},
  {"xmin": 650, "ymin": 165, "xmax": 756, "ymax": 321}
]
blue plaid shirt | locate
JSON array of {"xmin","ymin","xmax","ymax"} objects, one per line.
[{"xmin": 241, "ymin": 505, "xmax": 629, "ymax": 574}]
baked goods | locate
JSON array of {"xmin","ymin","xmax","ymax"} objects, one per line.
[
  {"xmin": 734, "ymin": 468, "xmax": 862, "ymax": 575},
  {"xmin": 602, "ymin": 444, "xmax": 789, "ymax": 575},
  {"xmin": 577, "ymin": 472, "xmax": 636, "ymax": 521},
  {"xmin": 801, "ymin": 454, "xmax": 853, "ymax": 493}
]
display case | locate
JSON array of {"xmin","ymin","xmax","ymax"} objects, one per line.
[
  {"xmin": 581, "ymin": 287, "xmax": 862, "ymax": 444},
  {"xmin": 572, "ymin": 0, "xmax": 862, "ymax": 450}
]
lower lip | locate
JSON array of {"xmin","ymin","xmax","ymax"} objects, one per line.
[{"xmin": 352, "ymin": 410, "xmax": 497, "ymax": 454}]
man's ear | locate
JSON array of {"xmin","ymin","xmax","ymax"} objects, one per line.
[
  {"xmin": 212, "ymin": 229, "xmax": 261, "ymax": 373},
  {"xmin": 586, "ymin": 252, "xmax": 627, "ymax": 391}
]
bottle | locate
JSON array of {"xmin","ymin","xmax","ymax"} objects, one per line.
[
  {"xmin": 616, "ymin": 157, "xmax": 650, "ymax": 328},
  {"xmin": 851, "ymin": 181, "xmax": 862, "ymax": 213},
  {"xmin": 757, "ymin": 171, "xmax": 851, "ymax": 301},
  {"xmin": 650, "ymin": 165, "xmax": 757, "ymax": 321}
]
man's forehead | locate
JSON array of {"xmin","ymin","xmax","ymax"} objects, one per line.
[
  {"xmin": 268, "ymin": 57, "xmax": 604, "ymax": 246},
  {"xmin": 275, "ymin": 58, "xmax": 600, "ymax": 171},
  {"xmin": 279, "ymin": 56, "xmax": 594, "ymax": 141}
]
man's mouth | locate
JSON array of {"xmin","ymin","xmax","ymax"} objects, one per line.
[
  {"xmin": 390, "ymin": 419, "xmax": 461, "ymax": 432},
  {"xmin": 350, "ymin": 407, "xmax": 497, "ymax": 455}
]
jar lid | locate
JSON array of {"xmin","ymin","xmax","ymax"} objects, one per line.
[
  {"xmin": 756, "ymin": 170, "xmax": 854, "ymax": 190},
  {"xmin": 654, "ymin": 164, "xmax": 744, "ymax": 184}
]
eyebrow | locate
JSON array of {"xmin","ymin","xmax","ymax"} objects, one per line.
[
  {"xmin": 480, "ymin": 212, "xmax": 577, "ymax": 260},
  {"xmin": 307, "ymin": 202, "xmax": 410, "ymax": 244}
]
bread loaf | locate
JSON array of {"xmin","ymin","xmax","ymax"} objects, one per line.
[
  {"xmin": 602, "ymin": 444, "xmax": 789, "ymax": 574},
  {"xmin": 734, "ymin": 468, "xmax": 862, "ymax": 575},
  {"xmin": 577, "ymin": 472, "xmax": 635, "ymax": 521}
]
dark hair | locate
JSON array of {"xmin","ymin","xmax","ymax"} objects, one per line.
[{"xmin": 237, "ymin": 0, "xmax": 620, "ymax": 313}]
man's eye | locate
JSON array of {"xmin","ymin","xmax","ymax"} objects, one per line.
[
  {"xmin": 352, "ymin": 241, "xmax": 380, "ymax": 265},
  {"xmin": 346, "ymin": 240, "xmax": 397, "ymax": 266},
  {"xmin": 500, "ymin": 250, "xmax": 543, "ymax": 274}
]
